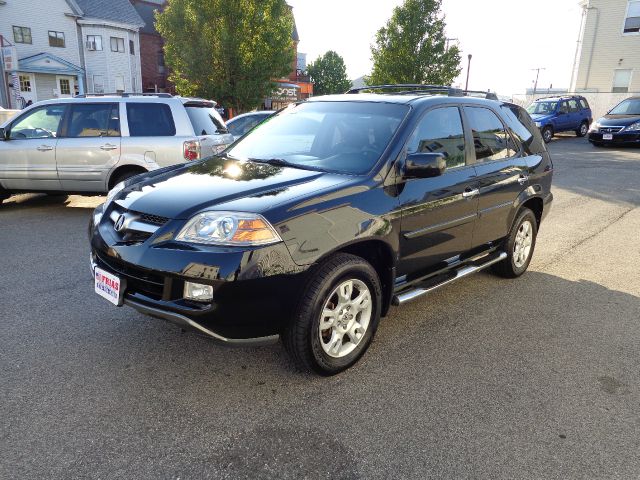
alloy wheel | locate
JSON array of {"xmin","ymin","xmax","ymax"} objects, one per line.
[
  {"xmin": 513, "ymin": 220, "xmax": 533, "ymax": 268},
  {"xmin": 319, "ymin": 279, "xmax": 372, "ymax": 358}
]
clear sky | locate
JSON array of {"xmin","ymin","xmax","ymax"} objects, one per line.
[{"xmin": 287, "ymin": 0, "xmax": 583, "ymax": 96}]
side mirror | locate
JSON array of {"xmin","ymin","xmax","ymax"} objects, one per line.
[
  {"xmin": 404, "ymin": 153, "xmax": 446, "ymax": 179},
  {"xmin": 0, "ymin": 127, "xmax": 8, "ymax": 141}
]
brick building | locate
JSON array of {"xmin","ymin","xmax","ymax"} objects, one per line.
[{"xmin": 129, "ymin": 0, "xmax": 173, "ymax": 93}]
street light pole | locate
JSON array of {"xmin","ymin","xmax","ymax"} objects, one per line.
[
  {"xmin": 465, "ymin": 54, "xmax": 472, "ymax": 91},
  {"xmin": 531, "ymin": 67, "xmax": 546, "ymax": 97}
]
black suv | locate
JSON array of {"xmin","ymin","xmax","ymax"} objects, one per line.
[{"xmin": 89, "ymin": 85, "xmax": 553, "ymax": 375}]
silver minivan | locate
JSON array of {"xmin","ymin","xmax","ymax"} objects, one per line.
[{"xmin": 0, "ymin": 94, "xmax": 234, "ymax": 202}]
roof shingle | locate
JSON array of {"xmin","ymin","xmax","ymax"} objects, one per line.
[{"xmin": 74, "ymin": 0, "xmax": 145, "ymax": 28}]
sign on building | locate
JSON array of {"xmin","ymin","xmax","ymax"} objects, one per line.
[{"xmin": 2, "ymin": 46, "xmax": 18, "ymax": 72}]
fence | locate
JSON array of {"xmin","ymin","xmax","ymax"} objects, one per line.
[{"xmin": 511, "ymin": 92, "xmax": 638, "ymax": 120}]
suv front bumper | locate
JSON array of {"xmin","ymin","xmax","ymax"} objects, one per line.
[{"xmin": 90, "ymin": 209, "xmax": 307, "ymax": 344}]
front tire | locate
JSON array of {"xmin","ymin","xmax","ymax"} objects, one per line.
[
  {"xmin": 283, "ymin": 253, "xmax": 382, "ymax": 375},
  {"xmin": 576, "ymin": 121, "xmax": 589, "ymax": 137},
  {"xmin": 542, "ymin": 126, "xmax": 553, "ymax": 143},
  {"xmin": 492, "ymin": 208, "xmax": 538, "ymax": 278}
]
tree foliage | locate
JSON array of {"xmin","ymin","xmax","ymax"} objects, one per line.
[
  {"xmin": 156, "ymin": 0, "xmax": 294, "ymax": 112},
  {"xmin": 307, "ymin": 51, "xmax": 352, "ymax": 96},
  {"xmin": 367, "ymin": 0, "xmax": 461, "ymax": 86}
]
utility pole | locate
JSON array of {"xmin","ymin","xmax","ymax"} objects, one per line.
[
  {"xmin": 465, "ymin": 54, "xmax": 472, "ymax": 91},
  {"xmin": 531, "ymin": 67, "xmax": 546, "ymax": 97}
]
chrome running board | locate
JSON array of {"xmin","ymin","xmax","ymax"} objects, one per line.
[{"xmin": 392, "ymin": 251, "xmax": 508, "ymax": 306}]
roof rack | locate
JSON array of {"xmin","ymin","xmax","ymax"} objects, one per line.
[
  {"xmin": 74, "ymin": 92, "xmax": 174, "ymax": 98},
  {"xmin": 346, "ymin": 84, "xmax": 498, "ymax": 100}
]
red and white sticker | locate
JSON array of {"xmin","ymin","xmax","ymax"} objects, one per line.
[{"xmin": 94, "ymin": 267, "xmax": 122, "ymax": 306}]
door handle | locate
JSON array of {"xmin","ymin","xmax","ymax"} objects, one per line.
[
  {"xmin": 37, "ymin": 145, "xmax": 54, "ymax": 152},
  {"xmin": 462, "ymin": 188, "xmax": 480, "ymax": 199},
  {"xmin": 518, "ymin": 175, "xmax": 529, "ymax": 185},
  {"xmin": 100, "ymin": 144, "xmax": 118, "ymax": 151}
]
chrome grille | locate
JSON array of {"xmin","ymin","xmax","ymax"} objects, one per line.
[
  {"xmin": 108, "ymin": 205, "xmax": 169, "ymax": 243},
  {"xmin": 600, "ymin": 126, "xmax": 624, "ymax": 134}
]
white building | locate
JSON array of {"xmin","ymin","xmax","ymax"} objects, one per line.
[
  {"xmin": 0, "ymin": 0, "xmax": 144, "ymax": 108},
  {"xmin": 571, "ymin": 0, "xmax": 640, "ymax": 93}
]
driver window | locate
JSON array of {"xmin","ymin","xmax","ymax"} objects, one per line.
[
  {"xmin": 9, "ymin": 105, "xmax": 67, "ymax": 140},
  {"xmin": 407, "ymin": 107, "xmax": 466, "ymax": 169}
]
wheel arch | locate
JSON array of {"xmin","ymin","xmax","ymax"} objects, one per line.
[
  {"xmin": 107, "ymin": 164, "xmax": 148, "ymax": 190},
  {"xmin": 314, "ymin": 239, "xmax": 397, "ymax": 318}
]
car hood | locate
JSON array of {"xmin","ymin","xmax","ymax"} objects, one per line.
[
  {"xmin": 114, "ymin": 156, "xmax": 346, "ymax": 220},
  {"xmin": 530, "ymin": 113, "xmax": 553, "ymax": 122},
  {"xmin": 597, "ymin": 114, "xmax": 640, "ymax": 126}
]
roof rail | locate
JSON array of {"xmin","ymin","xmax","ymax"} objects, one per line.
[
  {"xmin": 346, "ymin": 84, "xmax": 497, "ymax": 100},
  {"xmin": 74, "ymin": 92, "xmax": 174, "ymax": 98}
]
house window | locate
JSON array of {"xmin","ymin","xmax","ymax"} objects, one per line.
[
  {"xmin": 129, "ymin": 40, "xmax": 135, "ymax": 55},
  {"xmin": 59, "ymin": 79, "xmax": 71, "ymax": 95},
  {"xmin": 115, "ymin": 75, "xmax": 125, "ymax": 92},
  {"xmin": 93, "ymin": 75, "xmax": 105, "ymax": 94},
  {"xmin": 624, "ymin": 1, "xmax": 640, "ymax": 33},
  {"xmin": 19, "ymin": 75, "xmax": 32, "ymax": 92},
  {"xmin": 13, "ymin": 26, "xmax": 32, "ymax": 44},
  {"xmin": 49, "ymin": 31, "xmax": 66, "ymax": 48},
  {"xmin": 110, "ymin": 37, "xmax": 125, "ymax": 53},
  {"xmin": 157, "ymin": 51, "xmax": 165, "ymax": 74},
  {"xmin": 613, "ymin": 69, "xmax": 632, "ymax": 93},
  {"xmin": 86, "ymin": 35, "xmax": 103, "ymax": 51}
]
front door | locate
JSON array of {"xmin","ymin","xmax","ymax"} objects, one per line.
[
  {"xmin": 17, "ymin": 73, "xmax": 37, "ymax": 106},
  {"xmin": 56, "ymin": 76, "xmax": 76, "ymax": 98},
  {"xmin": 0, "ymin": 104, "xmax": 66, "ymax": 190},
  {"xmin": 56, "ymin": 102, "xmax": 121, "ymax": 192},
  {"xmin": 397, "ymin": 106, "xmax": 478, "ymax": 278},
  {"xmin": 462, "ymin": 106, "xmax": 530, "ymax": 247}
]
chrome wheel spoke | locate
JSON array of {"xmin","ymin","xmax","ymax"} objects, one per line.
[
  {"xmin": 320, "ymin": 310, "xmax": 336, "ymax": 331},
  {"xmin": 352, "ymin": 292, "xmax": 370, "ymax": 313},
  {"xmin": 338, "ymin": 281, "xmax": 354, "ymax": 303},
  {"xmin": 328, "ymin": 332, "xmax": 344, "ymax": 355}
]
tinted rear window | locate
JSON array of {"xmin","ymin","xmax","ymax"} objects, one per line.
[
  {"xmin": 185, "ymin": 106, "xmax": 227, "ymax": 135},
  {"xmin": 126, "ymin": 103, "xmax": 176, "ymax": 137}
]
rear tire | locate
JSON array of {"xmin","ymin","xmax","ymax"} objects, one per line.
[
  {"xmin": 0, "ymin": 191, "xmax": 10, "ymax": 204},
  {"xmin": 283, "ymin": 253, "xmax": 382, "ymax": 375},
  {"xmin": 576, "ymin": 121, "xmax": 589, "ymax": 137},
  {"xmin": 492, "ymin": 208, "xmax": 538, "ymax": 278},
  {"xmin": 542, "ymin": 126, "xmax": 553, "ymax": 143},
  {"xmin": 108, "ymin": 168, "xmax": 146, "ymax": 190}
]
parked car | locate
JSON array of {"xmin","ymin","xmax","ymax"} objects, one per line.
[
  {"xmin": 526, "ymin": 95, "xmax": 592, "ymax": 143},
  {"xmin": 89, "ymin": 85, "xmax": 553, "ymax": 375},
  {"xmin": 0, "ymin": 93, "xmax": 234, "ymax": 203},
  {"xmin": 226, "ymin": 110, "xmax": 275, "ymax": 141},
  {"xmin": 588, "ymin": 97, "xmax": 640, "ymax": 147}
]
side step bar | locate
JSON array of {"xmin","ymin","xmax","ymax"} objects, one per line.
[{"xmin": 392, "ymin": 251, "xmax": 508, "ymax": 306}]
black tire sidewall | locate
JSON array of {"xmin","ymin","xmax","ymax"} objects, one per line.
[
  {"xmin": 577, "ymin": 121, "xmax": 588, "ymax": 137},
  {"xmin": 542, "ymin": 126, "xmax": 553, "ymax": 143},
  {"xmin": 505, "ymin": 209, "xmax": 538, "ymax": 276},
  {"xmin": 303, "ymin": 259, "xmax": 381, "ymax": 374}
]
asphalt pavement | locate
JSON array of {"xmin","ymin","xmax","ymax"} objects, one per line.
[{"xmin": 1, "ymin": 136, "xmax": 639, "ymax": 479}]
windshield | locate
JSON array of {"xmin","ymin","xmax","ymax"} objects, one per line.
[
  {"xmin": 526, "ymin": 101, "xmax": 558, "ymax": 115},
  {"xmin": 226, "ymin": 101, "xmax": 409, "ymax": 175},
  {"xmin": 609, "ymin": 98, "xmax": 640, "ymax": 115}
]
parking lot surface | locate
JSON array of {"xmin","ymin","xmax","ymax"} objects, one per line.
[{"xmin": 1, "ymin": 137, "xmax": 639, "ymax": 479}]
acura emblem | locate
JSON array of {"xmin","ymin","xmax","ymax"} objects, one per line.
[{"xmin": 114, "ymin": 214, "xmax": 127, "ymax": 232}]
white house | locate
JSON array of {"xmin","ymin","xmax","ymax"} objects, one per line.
[
  {"xmin": 571, "ymin": 0, "xmax": 640, "ymax": 93},
  {"xmin": 0, "ymin": 0, "xmax": 144, "ymax": 108}
]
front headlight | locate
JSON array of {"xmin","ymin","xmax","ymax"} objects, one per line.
[
  {"xmin": 175, "ymin": 211, "xmax": 282, "ymax": 246},
  {"xmin": 624, "ymin": 122, "xmax": 640, "ymax": 132},
  {"xmin": 589, "ymin": 121, "xmax": 601, "ymax": 132},
  {"xmin": 104, "ymin": 181, "xmax": 125, "ymax": 210},
  {"xmin": 535, "ymin": 122, "xmax": 542, "ymax": 128}
]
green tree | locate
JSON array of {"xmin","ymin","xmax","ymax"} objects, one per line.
[
  {"xmin": 156, "ymin": 0, "xmax": 294, "ymax": 112},
  {"xmin": 367, "ymin": 0, "xmax": 461, "ymax": 87},
  {"xmin": 307, "ymin": 51, "xmax": 352, "ymax": 96}
]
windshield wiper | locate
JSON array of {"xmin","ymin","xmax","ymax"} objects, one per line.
[{"xmin": 249, "ymin": 158, "xmax": 322, "ymax": 172}]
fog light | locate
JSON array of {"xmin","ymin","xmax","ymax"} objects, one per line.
[{"xmin": 184, "ymin": 282, "xmax": 213, "ymax": 302}]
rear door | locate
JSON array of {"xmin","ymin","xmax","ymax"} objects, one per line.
[
  {"xmin": 397, "ymin": 106, "xmax": 479, "ymax": 277},
  {"xmin": 120, "ymin": 101, "xmax": 180, "ymax": 168},
  {"xmin": 55, "ymin": 102, "xmax": 121, "ymax": 192},
  {"xmin": 556, "ymin": 100, "xmax": 572, "ymax": 131},
  {"xmin": 0, "ymin": 104, "xmax": 66, "ymax": 190},
  {"xmin": 566, "ymin": 99, "xmax": 582, "ymax": 131},
  {"xmin": 463, "ymin": 106, "xmax": 529, "ymax": 247}
]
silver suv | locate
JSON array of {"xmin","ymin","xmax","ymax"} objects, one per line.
[{"xmin": 0, "ymin": 93, "xmax": 234, "ymax": 202}]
